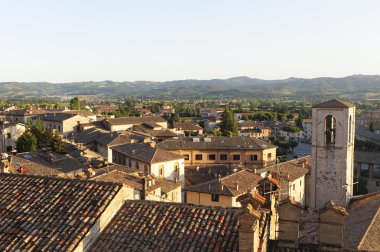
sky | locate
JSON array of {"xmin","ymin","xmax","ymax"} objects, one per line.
[{"xmin": 0, "ymin": 0, "xmax": 380, "ymax": 83}]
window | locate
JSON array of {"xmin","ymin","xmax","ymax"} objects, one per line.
[
  {"xmin": 251, "ymin": 154, "xmax": 258, "ymax": 161},
  {"xmin": 144, "ymin": 165, "xmax": 149, "ymax": 175},
  {"xmin": 195, "ymin": 154, "xmax": 202, "ymax": 161},
  {"xmin": 325, "ymin": 115, "xmax": 336, "ymax": 145},
  {"xmin": 58, "ymin": 126, "xmax": 61, "ymax": 132},
  {"xmin": 300, "ymin": 180, "xmax": 302, "ymax": 186},
  {"xmin": 159, "ymin": 165, "xmax": 164, "ymax": 178},
  {"xmin": 6, "ymin": 133, "xmax": 11, "ymax": 139},
  {"xmin": 376, "ymin": 181, "xmax": 380, "ymax": 187},
  {"xmin": 220, "ymin": 154, "xmax": 227, "ymax": 160},
  {"xmin": 373, "ymin": 164, "xmax": 380, "ymax": 179},
  {"xmin": 211, "ymin": 194, "xmax": 219, "ymax": 202},
  {"xmin": 233, "ymin": 154, "xmax": 240, "ymax": 161},
  {"xmin": 293, "ymin": 184, "xmax": 295, "ymax": 190},
  {"xmin": 268, "ymin": 153, "xmax": 272, "ymax": 160},
  {"xmin": 184, "ymin": 154, "xmax": 190, "ymax": 160},
  {"xmin": 208, "ymin": 154, "xmax": 216, "ymax": 160}
]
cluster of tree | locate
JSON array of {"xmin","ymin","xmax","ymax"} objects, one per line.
[
  {"xmin": 282, "ymin": 125, "xmax": 301, "ymax": 133},
  {"xmin": 220, "ymin": 108, "xmax": 238, "ymax": 136},
  {"xmin": 69, "ymin": 97, "xmax": 86, "ymax": 110},
  {"xmin": 269, "ymin": 136, "xmax": 298, "ymax": 156},
  {"xmin": 175, "ymin": 105, "xmax": 200, "ymax": 117},
  {"xmin": 17, "ymin": 118, "xmax": 65, "ymax": 153},
  {"xmin": 243, "ymin": 111, "xmax": 294, "ymax": 122}
]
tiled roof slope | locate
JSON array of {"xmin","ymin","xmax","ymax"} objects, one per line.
[
  {"xmin": 344, "ymin": 192, "xmax": 380, "ymax": 251},
  {"xmin": 91, "ymin": 200, "xmax": 239, "ymax": 252},
  {"xmin": 312, "ymin": 99, "xmax": 355, "ymax": 108},
  {"xmin": 173, "ymin": 122, "xmax": 203, "ymax": 131},
  {"xmin": 185, "ymin": 170, "xmax": 263, "ymax": 196},
  {"xmin": 354, "ymin": 151, "xmax": 380, "ymax": 164},
  {"xmin": 157, "ymin": 136, "xmax": 276, "ymax": 150},
  {"xmin": 39, "ymin": 113, "xmax": 78, "ymax": 122},
  {"xmin": 105, "ymin": 116, "xmax": 166, "ymax": 125},
  {"xmin": 0, "ymin": 173, "xmax": 121, "ymax": 252},
  {"xmin": 185, "ymin": 164, "xmax": 244, "ymax": 186},
  {"xmin": 111, "ymin": 143, "xmax": 183, "ymax": 164},
  {"xmin": 266, "ymin": 156, "xmax": 311, "ymax": 181}
]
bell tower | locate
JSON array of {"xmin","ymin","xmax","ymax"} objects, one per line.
[{"xmin": 310, "ymin": 99, "xmax": 355, "ymax": 209}]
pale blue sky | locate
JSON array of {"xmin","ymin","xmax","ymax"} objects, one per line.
[{"xmin": 1, "ymin": 0, "xmax": 379, "ymax": 82}]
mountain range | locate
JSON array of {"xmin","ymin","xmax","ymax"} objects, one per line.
[{"xmin": 1, "ymin": 75, "xmax": 380, "ymax": 99}]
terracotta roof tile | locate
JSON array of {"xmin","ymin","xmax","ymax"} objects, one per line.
[
  {"xmin": 90, "ymin": 200, "xmax": 239, "ymax": 252},
  {"xmin": 105, "ymin": 116, "xmax": 167, "ymax": 126},
  {"xmin": 111, "ymin": 143, "xmax": 183, "ymax": 164},
  {"xmin": 173, "ymin": 122, "xmax": 203, "ymax": 131},
  {"xmin": 0, "ymin": 173, "xmax": 121, "ymax": 252},
  {"xmin": 266, "ymin": 156, "xmax": 311, "ymax": 181},
  {"xmin": 185, "ymin": 170, "xmax": 263, "ymax": 197},
  {"xmin": 157, "ymin": 136, "xmax": 276, "ymax": 150}
]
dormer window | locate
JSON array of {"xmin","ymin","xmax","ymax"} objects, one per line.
[{"xmin": 324, "ymin": 115, "xmax": 336, "ymax": 145}]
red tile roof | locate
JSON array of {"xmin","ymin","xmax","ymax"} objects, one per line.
[
  {"xmin": 90, "ymin": 200, "xmax": 239, "ymax": 252},
  {"xmin": 0, "ymin": 173, "xmax": 122, "ymax": 252},
  {"xmin": 185, "ymin": 170, "xmax": 263, "ymax": 197}
]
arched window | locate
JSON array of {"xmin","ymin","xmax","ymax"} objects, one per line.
[
  {"xmin": 325, "ymin": 115, "xmax": 336, "ymax": 145},
  {"xmin": 159, "ymin": 165, "xmax": 164, "ymax": 178},
  {"xmin": 349, "ymin": 115, "xmax": 352, "ymax": 144},
  {"xmin": 144, "ymin": 164, "xmax": 149, "ymax": 175}
]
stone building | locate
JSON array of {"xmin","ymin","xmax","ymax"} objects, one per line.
[
  {"xmin": 310, "ymin": 99, "xmax": 355, "ymax": 209},
  {"xmin": 103, "ymin": 116, "xmax": 167, "ymax": 132},
  {"xmin": 0, "ymin": 123, "xmax": 26, "ymax": 152},
  {"xmin": 156, "ymin": 136, "xmax": 277, "ymax": 170},
  {"xmin": 111, "ymin": 142, "xmax": 185, "ymax": 182}
]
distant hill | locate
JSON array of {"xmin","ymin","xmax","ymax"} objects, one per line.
[{"xmin": 1, "ymin": 75, "xmax": 380, "ymax": 99}]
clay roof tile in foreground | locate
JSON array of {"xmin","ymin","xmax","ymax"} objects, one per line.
[
  {"xmin": 90, "ymin": 200, "xmax": 240, "ymax": 252},
  {"xmin": 0, "ymin": 173, "xmax": 121, "ymax": 252}
]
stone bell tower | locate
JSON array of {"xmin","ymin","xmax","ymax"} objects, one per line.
[{"xmin": 310, "ymin": 99, "xmax": 355, "ymax": 209}]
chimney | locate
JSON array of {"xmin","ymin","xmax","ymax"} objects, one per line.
[{"xmin": 236, "ymin": 193, "xmax": 262, "ymax": 252}]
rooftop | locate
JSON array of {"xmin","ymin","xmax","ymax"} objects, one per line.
[
  {"xmin": 90, "ymin": 200, "xmax": 239, "ymax": 252},
  {"xmin": 185, "ymin": 170, "xmax": 263, "ymax": 197},
  {"xmin": 39, "ymin": 113, "xmax": 81, "ymax": 122},
  {"xmin": 111, "ymin": 143, "xmax": 183, "ymax": 164},
  {"xmin": 354, "ymin": 151, "xmax": 380, "ymax": 164},
  {"xmin": 344, "ymin": 192, "xmax": 380, "ymax": 251},
  {"xmin": 0, "ymin": 173, "xmax": 121, "ymax": 252},
  {"xmin": 312, "ymin": 99, "xmax": 355, "ymax": 109},
  {"xmin": 157, "ymin": 136, "xmax": 276, "ymax": 150},
  {"xmin": 173, "ymin": 122, "xmax": 203, "ymax": 131},
  {"xmin": 105, "ymin": 116, "xmax": 166, "ymax": 126},
  {"xmin": 266, "ymin": 156, "xmax": 311, "ymax": 181},
  {"xmin": 185, "ymin": 164, "xmax": 244, "ymax": 187}
]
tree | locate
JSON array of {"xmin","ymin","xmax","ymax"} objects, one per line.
[
  {"xmin": 220, "ymin": 108, "xmax": 238, "ymax": 136},
  {"xmin": 289, "ymin": 141, "xmax": 298, "ymax": 152},
  {"xmin": 51, "ymin": 131, "xmax": 65, "ymax": 153},
  {"xmin": 69, "ymin": 97, "xmax": 85, "ymax": 110},
  {"xmin": 16, "ymin": 131, "xmax": 37, "ymax": 153}
]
